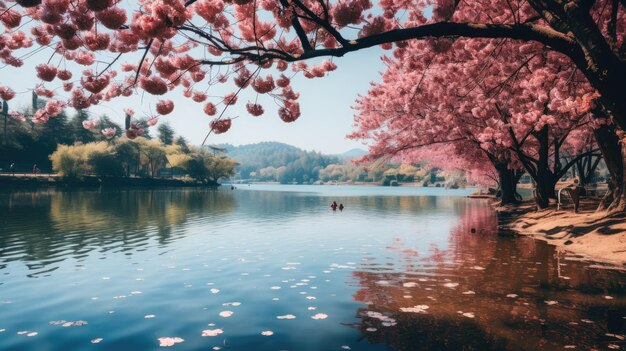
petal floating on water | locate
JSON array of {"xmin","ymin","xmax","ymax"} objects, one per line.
[
  {"xmin": 158, "ymin": 337, "xmax": 184, "ymax": 347},
  {"xmin": 202, "ymin": 329, "xmax": 224, "ymax": 337},
  {"xmin": 400, "ymin": 305, "xmax": 429, "ymax": 313},
  {"xmin": 219, "ymin": 311, "xmax": 233, "ymax": 318}
]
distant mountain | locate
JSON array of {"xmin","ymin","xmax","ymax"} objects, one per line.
[
  {"xmin": 217, "ymin": 142, "xmax": 339, "ymax": 183},
  {"xmin": 336, "ymin": 148, "xmax": 368, "ymax": 160}
]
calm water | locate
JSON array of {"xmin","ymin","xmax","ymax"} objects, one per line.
[{"xmin": 0, "ymin": 185, "xmax": 624, "ymax": 351}]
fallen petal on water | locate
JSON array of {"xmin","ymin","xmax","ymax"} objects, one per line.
[
  {"xmin": 158, "ymin": 337, "xmax": 184, "ymax": 347},
  {"xmin": 219, "ymin": 311, "xmax": 233, "ymax": 318},
  {"xmin": 91, "ymin": 338, "xmax": 103, "ymax": 344},
  {"xmin": 400, "ymin": 305, "xmax": 429, "ymax": 313},
  {"xmin": 311, "ymin": 313, "xmax": 328, "ymax": 320},
  {"xmin": 202, "ymin": 329, "xmax": 224, "ymax": 337},
  {"xmin": 261, "ymin": 330, "xmax": 273, "ymax": 336}
]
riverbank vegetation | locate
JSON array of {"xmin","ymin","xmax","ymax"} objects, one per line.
[{"xmin": 1, "ymin": 99, "xmax": 236, "ymax": 184}]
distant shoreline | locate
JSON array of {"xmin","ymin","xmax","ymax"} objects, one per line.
[{"xmin": 0, "ymin": 174, "xmax": 220, "ymax": 189}]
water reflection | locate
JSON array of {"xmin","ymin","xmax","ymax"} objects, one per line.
[
  {"xmin": 350, "ymin": 202, "xmax": 626, "ymax": 350},
  {"xmin": 0, "ymin": 187, "xmax": 623, "ymax": 351},
  {"xmin": 0, "ymin": 189, "xmax": 235, "ymax": 276}
]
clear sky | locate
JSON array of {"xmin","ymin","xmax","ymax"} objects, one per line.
[{"xmin": 2, "ymin": 43, "xmax": 387, "ymax": 155}]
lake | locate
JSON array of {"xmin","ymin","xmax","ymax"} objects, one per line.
[{"xmin": 0, "ymin": 185, "xmax": 624, "ymax": 350}]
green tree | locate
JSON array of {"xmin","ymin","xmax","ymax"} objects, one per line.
[
  {"xmin": 158, "ymin": 123, "xmax": 175, "ymax": 145},
  {"xmin": 175, "ymin": 136, "xmax": 190, "ymax": 154},
  {"xmin": 69, "ymin": 110, "xmax": 96, "ymax": 144}
]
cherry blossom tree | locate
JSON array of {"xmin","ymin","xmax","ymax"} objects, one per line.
[
  {"xmin": 0, "ymin": 0, "xmax": 622, "ymax": 126},
  {"xmin": 0, "ymin": 0, "xmax": 623, "ymax": 207},
  {"xmin": 350, "ymin": 39, "xmax": 599, "ymax": 208}
]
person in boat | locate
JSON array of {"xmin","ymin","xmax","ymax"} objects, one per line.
[
  {"xmin": 339, "ymin": 203, "xmax": 344, "ymax": 211},
  {"xmin": 330, "ymin": 201, "xmax": 338, "ymax": 210}
]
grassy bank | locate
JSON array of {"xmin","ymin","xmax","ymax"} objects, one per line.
[{"xmin": 497, "ymin": 198, "xmax": 626, "ymax": 267}]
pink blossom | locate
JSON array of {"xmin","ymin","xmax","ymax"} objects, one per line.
[
  {"xmin": 36, "ymin": 64, "xmax": 57, "ymax": 82},
  {"xmin": 34, "ymin": 86, "xmax": 55, "ymax": 98},
  {"xmin": 84, "ymin": 32, "xmax": 111, "ymax": 51},
  {"xmin": 210, "ymin": 118, "xmax": 232, "ymax": 134},
  {"xmin": 57, "ymin": 70, "xmax": 73, "ymax": 81},
  {"xmin": 192, "ymin": 91, "xmax": 208, "ymax": 102},
  {"xmin": 1, "ymin": 9, "xmax": 22, "ymax": 28},
  {"xmin": 279, "ymin": 100, "xmax": 300, "ymax": 123},
  {"xmin": 32, "ymin": 109, "xmax": 50, "ymax": 124},
  {"xmin": 246, "ymin": 102, "xmax": 264, "ymax": 116},
  {"xmin": 276, "ymin": 75, "xmax": 290, "ymax": 88},
  {"xmin": 82, "ymin": 119, "xmax": 100, "ymax": 130},
  {"xmin": 95, "ymin": 7, "xmax": 127, "ymax": 29},
  {"xmin": 70, "ymin": 89, "xmax": 91, "ymax": 109},
  {"xmin": 9, "ymin": 111, "xmax": 26, "ymax": 122},
  {"xmin": 156, "ymin": 100, "xmax": 174, "ymax": 115},
  {"xmin": 251, "ymin": 75, "xmax": 275, "ymax": 94},
  {"xmin": 124, "ymin": 108, "xmax": 135, "ymax": 116},
  {"xmin": 54, "ymin": 23, "xmax": 77, "ymax": 40},
  {"xmin": 43, "ymin": 99, "xmax": 65, "ymax": 116},
  {"xmin": 139, "ymin": 76, "xmax": 168, "ymax": 95},
  {"xmin": 75, "ymin": 51, "xmax": 96, "ymax": 65},
  {"xmin": 146, "ymin": 116, "xmax": 159, "ymax": 126},
  {"xmin": 101, "ymin": 128, "xmax": 116, "ymax": 139},
  {"xmin": 223, "ymin": 92, "xmax": 237, "ymax": 105},
  {"xmin": 203, "ymin": 102, "xmax": 217, "ymax": 116},
  {"xmin": 81, "ymin": 71, "xmax": 110, "ymax": 94},
  {"xmin": 0, "ymin": 86, "xmax": 15, "ymax": 100}
]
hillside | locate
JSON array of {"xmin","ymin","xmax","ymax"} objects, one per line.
[
  {"xmin": 218, "ymin": 142, "xmax": 340, "ymax": 183},
  {"xmin": 336, "ymin": 148, "xmax": 368, "ymax": 160}
]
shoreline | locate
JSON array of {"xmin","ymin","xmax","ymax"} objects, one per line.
[
  {"xmin": 496, "ymin": 199, "xmax": 626, "ymax": 267},
  {"xmin": 0, "ymin": 174, "xmax": 220, "ymax": 188}
]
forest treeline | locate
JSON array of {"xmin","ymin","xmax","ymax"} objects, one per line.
[
  {"xmin": 0, "ymin": 100, "xmax": 236, "ymax": 183},
  {"xmin": 222, "ymin": 142, "xmax": 449, "ymax": 186}
]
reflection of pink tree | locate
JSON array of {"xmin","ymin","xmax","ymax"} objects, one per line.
[{"xmin": 350, "ymin": 201, "xmax": 626, "ymax": 350}]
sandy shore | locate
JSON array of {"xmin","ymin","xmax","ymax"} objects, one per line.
[{"xmin": 498, "ymin": 199, "xmax": 626, "ymax": 267}]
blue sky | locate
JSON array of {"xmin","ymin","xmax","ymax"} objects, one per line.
[{"xmin": 2, "ymin": 44, "xmax": 387, "ymax": 154}]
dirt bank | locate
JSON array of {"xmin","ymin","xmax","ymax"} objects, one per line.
[{"xmin": 497, "ymin": 198, "xmax": 626, "ymax": 267}]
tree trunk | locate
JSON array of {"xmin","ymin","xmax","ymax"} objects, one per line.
[
  {"xmin": 496, "ymin": 164, "xmax": 521, "ymax": 205},
  {"xmin": 533, "ymin": 173, "xmax": 557, "ymax": 209},
  {"xmin": 594, "ymin": 124, "xmax": 626, "ymax": 212},
  {"xmin": 533, "ymin": 125, "xmax": 554, "ymax": 209}
]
